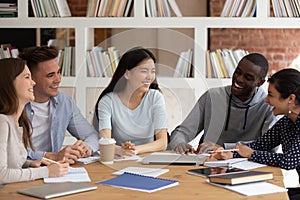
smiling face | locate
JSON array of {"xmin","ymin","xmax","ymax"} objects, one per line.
[
  {"xmin": 31, "ymin": 58, "xmax": 61, "ymax": 103},
  {"xmin": 125, "ymin": 58, "xmax": 156, "ymax": 93},
  {"xmin": 14, "ymin": 65, "xmax": 36, "ymax": 105},
  {"xmin": 265, "ymin": 83, "xmax": 289, "ymax": 116},
  {"xmin": 231, "ymin": 58, "xmax": 265, "ymax": 101}
]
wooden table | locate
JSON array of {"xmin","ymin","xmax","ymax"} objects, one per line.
[{"xmin": 0, "ymin": 160, "xmax": 289, "ymax": 200}]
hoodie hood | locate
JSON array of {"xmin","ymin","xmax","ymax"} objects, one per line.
[{"xmin": 224, "ymin": 85, "xmax": 267, "ymax": 108}]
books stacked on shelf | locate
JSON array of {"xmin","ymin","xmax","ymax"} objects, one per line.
[
  {"xmin": 0, "ymin": 43, "xmax": 19, "ymax": 59},
  {"xmin": 30, "ymin": 0, "xmax": 71, "ymax": 17},
  {"xmin": 0, "ymin": 2, "xmax": 17, "ymax": 17},
  {"xmin": 86, "ymin": 0, "xmax": 134, "ymax": 17},
  {"xmin": 57, "ymin": 46, "xmax": 75, "ymax": 77},
  {"xmin": 145, "ymin": 0, "xmax": 182, "ymax": 17},
  {"xmin": 271, "ymin": 0, "xmax": 300, "ymax": 17},
  {"xmin": 86, "ymin": 46, "xmax": 120, "ymax": 77},
  {"xmin": 173, "ymin": 49, "xmax": 193, "ymax": 78},
  {"xmin": 221, "ymin": 0, "xmax": 256, "ymax": 17},
  {"xmin": 206, "ymin": 49, "xmax": 249, "ymax": 78}
]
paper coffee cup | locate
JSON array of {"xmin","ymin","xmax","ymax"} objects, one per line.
[{"xmin": 99, "ymin": 138, "xmax": 116, "ymax": 165}]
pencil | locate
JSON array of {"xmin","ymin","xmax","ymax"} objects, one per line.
[
  {"xmin": 208, "ymin": 148, "xmax": 239, "ymax": 154},
  {"xmin": 42, "ymin": 157, "xmax": 73, "ymax": 168}
]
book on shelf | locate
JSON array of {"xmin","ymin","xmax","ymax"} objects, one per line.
[
  {"xmin": 271, "ymin": 0, "xmax": 300, "ymax": 17},
  {"xmin": 97, "ymin": 172, "xmax": 178, "ymax": 193},
  {"xmin": 146, "ymin": 0, "xmax": 182, "ymax": 17},
  {"xmin": 0, "ymin": 43, "xmax": 19, "ymax": 59},
  {"xmin": 86, "ymin": 46, "xmax": 119, "ymax": 77},
  {"xmin": 208, "ymin": 170, "xmax": 273, "ymax": 185},
  {"xmin": 86, "ymin": 0, "xmax": 99, "ymax": 17},
  {"xmin": 30, "ymin": 0, "xmax": 71, "ymax": 17},
  {"xmin": 173, "ymin": 49, "xmax": 193, "ymax": 78},
  {"xmin": 0, "ymin": 2, "xmax": 17, "ymax": 17},
  {"xmin": 55, "ymin": 0, "xmax": 71, "ymax": 17},
  {"xmin": 221, "ymin": 0, "xmax": 256, "ymax": 17},
  {"xmin": 206, "ymin": 49, "xmax": 249, "ymax": 78}
]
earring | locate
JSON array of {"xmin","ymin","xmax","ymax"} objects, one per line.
[{"xmin": 289, "ymin": 110, "xmax": 292, "ymax": 114}]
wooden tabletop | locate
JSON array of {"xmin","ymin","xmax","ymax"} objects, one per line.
[{"xmin": 0, "ymin": 159, "xmax": 289, "ymax": 200}]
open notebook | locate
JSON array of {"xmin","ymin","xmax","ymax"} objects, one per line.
[
  {"xmin": 17, "ymin": 182, "xmax": 97, "ymax": 199},
  {"xmin": 141, "ymin": 152, "xmax": 207, "ymax": 166}
]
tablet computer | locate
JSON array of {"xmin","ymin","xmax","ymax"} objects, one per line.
[{"xmin": 187, "ymin": 167, "xmax": 247, "ymax": 178}]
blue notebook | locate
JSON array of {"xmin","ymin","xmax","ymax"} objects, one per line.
[{"xmin": 97, "ymin": 172, "xmax": 179, "ymax": 193}]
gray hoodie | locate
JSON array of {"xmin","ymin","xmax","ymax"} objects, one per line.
[{"xmin": 169, "ymin": 85, "xmax": 276, "ymax": 149}]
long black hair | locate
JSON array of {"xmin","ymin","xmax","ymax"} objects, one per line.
[{"xmin": 94, "ymin": 47, "xmax": 160, "ymax": 120}]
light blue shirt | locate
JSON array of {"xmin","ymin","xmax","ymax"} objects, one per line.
[
  {"xmin": 26, "ymin": 91, "xmax": 99, "ymax": 160},
  {"xmin": 96, "ymin": 89, "xmax": 168, "ymax": 146}
]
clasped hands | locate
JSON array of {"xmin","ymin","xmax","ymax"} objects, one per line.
[{"xmin": 44, "ymin": 140, "xmax": 92, "ymax": 164}]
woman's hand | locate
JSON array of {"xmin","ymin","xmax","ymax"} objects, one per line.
[
  {"xmin": 47, "ymin": 162, "xmax": 69, "ymax": 178},
  {"xmin": 115, "ymin": 145, "xmax": 135, "ymax": 158},
  {"xmin": 236, "ymin": 144, "xmax": 254, "ymax": 159}
]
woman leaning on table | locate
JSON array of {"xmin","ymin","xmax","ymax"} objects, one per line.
[
  {"xmin": 211, "ymin": 68, "xmax": 300, "ymax": 199},
  {"xmin": 93, "ymin": 47, "xmax": 168, "ymax": 157},
  {"xmin": 0, "ymin": 58, "xmax": 69, "ymax": 185}
]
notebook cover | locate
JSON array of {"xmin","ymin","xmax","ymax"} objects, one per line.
[{"xmin": 97, "ymin": 172, "xmax": 178, "ymax": 193}]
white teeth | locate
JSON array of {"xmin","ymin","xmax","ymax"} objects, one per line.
[
  {"xmin": 234, "ymin": 82, "xmax": 243, "ymax": 89},
  {"xmin": 28, "ymin": 89, "xmax": 34, "ymax": 92}
]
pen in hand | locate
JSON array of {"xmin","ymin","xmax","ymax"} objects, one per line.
[
  {"xmin": 208, "ymin": 148, "xmax": 239, "ymax": 154},
  {"xmin": 42, "ymin": 157, "xmax": 73, "ymax": 168}
]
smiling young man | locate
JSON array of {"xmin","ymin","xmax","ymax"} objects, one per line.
[
  {"xmin": 169, "ymin": 53, "xmax": 277, "ymax": 154},
  {"xmin": 19, "ymin": 46, "xmax": 99, "ymax": 164}
]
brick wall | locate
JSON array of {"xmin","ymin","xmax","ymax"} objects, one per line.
[{"xmin": 209, "ymin": 0, "xmax": 300, "ymax": 74}]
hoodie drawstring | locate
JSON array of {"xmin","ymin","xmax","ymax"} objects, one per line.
[
  {"xmin": 243, "ymin": 105, "xmax": 250, "ymax": 129},
  {"xmin": 224, "ymin": 92, "xmax": 255, "ymax": 131},
  {"xmin": 224, "ymin": 94, "xmax": 232, "ymax": 131}
]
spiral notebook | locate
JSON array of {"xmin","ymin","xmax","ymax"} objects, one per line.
[{"xmin": 97, "ymin": 172, "xmax": 179, "ymax": 193}]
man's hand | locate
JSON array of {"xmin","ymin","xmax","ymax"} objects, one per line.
[
  {"xmin": 196, "ymin": 141, "xmax": 221, "ymax": 154},
  {"xmin": 73, "ymin": 140, "xmax": 92, "ymax": 158},
  {"xmin": 174, "ymin": 143, "xmax": 194, "ymax": 154},
  {"xmin": 45, "ymin": 146, "xmax": 81, "ymax": 164}
]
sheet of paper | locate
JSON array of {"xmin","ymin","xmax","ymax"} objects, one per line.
[
  {"xmin": 112, "ymin": 167, "xmax": 169, "ymax": 177},
  {"xmin": 204, "ymin": 158, "xmax": 248, "ymax": 167},
  {"xmin": 114, "ymin": 155, "xmax": 141, "ymax": 162},
  {"xmin": 231, "ymin": 160, "xmax": 266, "ymax": 170},
  {"xmin": 44, "ymin": 167, "xmax": 91, "ymax": 183},
  {"xmin": 281, "ymin": 169, "xmax": 300, "ymax": 188},
  {"xmin": 208, "ymin": 180, "xmax": 287, "ymax": 196},
  {"xmin": 77, "ymin": 156, "xmax": 100, "ymax": 164}
]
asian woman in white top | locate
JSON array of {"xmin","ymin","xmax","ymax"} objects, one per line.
[{"xmin": 93, "ymin": 47, "xmax": 168, "ymax": 157}]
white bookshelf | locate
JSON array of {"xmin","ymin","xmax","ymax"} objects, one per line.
[{"xmin": 0, "ymin": 0, "xmax": 296, "ymax": 132}]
